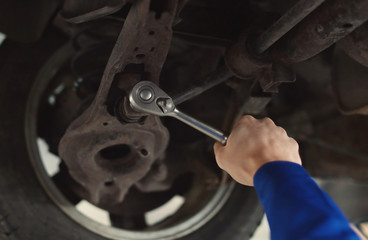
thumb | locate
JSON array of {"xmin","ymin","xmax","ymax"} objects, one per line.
[
  {"xmin": 213, "ymin": 141, "xmax": 226, "ymax": 170},
  {"xmin": 213, "ymin": 141, "xmax": 224, "ymax": 156}
]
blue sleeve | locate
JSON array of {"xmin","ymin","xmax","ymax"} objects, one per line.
[{"xmin": 253, "ymin": 161, "xmax": 360, "ymax": 240}]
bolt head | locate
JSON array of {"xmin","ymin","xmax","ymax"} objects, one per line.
[{"xmin": 139, "ymin": 88, "xmax": 153, "ymax": 101}]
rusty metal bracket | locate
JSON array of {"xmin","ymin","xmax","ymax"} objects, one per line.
[
  {"xmin": 226, "ymin": 0, "xmax": 368, "ymax": 94},
  {"xmin": 59, "ymin": 0, "xmax": 178, "ymax": 208},
  {"xmin": 271, "ymin": 0, "xmax": 368, "ymax": 63}
]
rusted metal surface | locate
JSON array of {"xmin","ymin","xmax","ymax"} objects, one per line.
[
  {"xmin": 225, "ymin": 33, "xmax": 272, "ymax": 80},
  {"xmin": 225, "ymin": 0, "xmax": 368, "ymax": 95},
  {"xmin": 339, "ymin": 22, "xmax": 368, "ymax": 68},
  {"xmin": 61, "ymin": 0, "xmax": 130, "ymax": 23},
  {"xmin": 258, "ymin": 64, "xmax": 296, "ymax": 93},
  {"xmin": 253, "ymin": 0, "xmax": 326, "ymax": 54},
  {"xmin": 334, "ymin": 22, "xmax": 368, "ymax": 113},
  {"xmin": 332, "ymin": 47, "xmax": 368, "ymax": 115},
  {"xmin": 172, "ymin": 66, "xmax": 233, "ymax": 105},
  {"xmin": 225, "ymin": 33, "xmax": 295, "ymax": 93},
  {"xmin": 59, "ymin": 116, "xmax": 169, "ymax": 207},
  {"xmin": 59, "ymin": 0, "xmax": 178, "ymax": 208},
  {"xmin": 271, "ymin": 0, "xmax": 368, "ymax": 63}
]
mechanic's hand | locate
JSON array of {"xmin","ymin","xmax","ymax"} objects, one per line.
[{"xmin": 214, "ymin": 115, "xmax": 301, "ymax": 186}]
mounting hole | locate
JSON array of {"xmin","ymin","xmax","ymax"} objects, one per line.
[
  {"xmin": 96, "ymin": 144, "xmax": 137, "ymax": 172},
  {"xmin": 343, "ymin": 23, "xmax": 353, "ymax": 29},
  {"xmin": 140, "ymin": 149, "xmax": 148, "ymax": 156},
  {"xmin": 136, "ymin": 54, "xmax": 145, "ymax": 59},
  {"xmin": 100, "ymin": 144, "xmax": 131, "ymax": 160},
  {"xmin": 104, "ymin": 180, "xmax": 114, "ymax": 187},
  {"xmin": 103, "ymin": 122, "xmax": 108, "ymax": 126},
  {"xmin": 149, "ymin": 31, "xmax": 155, "ymax": 35}
]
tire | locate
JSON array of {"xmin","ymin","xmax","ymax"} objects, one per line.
[{"xmin": 0, "ymin": 29, "xmax": 263, "ymax": 240}]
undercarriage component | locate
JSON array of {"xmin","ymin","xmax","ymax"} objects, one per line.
[
  {"xmin": 331, "ymin": 23, "xmax": 368, "ymax": 115},
  {"xmin": 58, "ymin": 115, "xmax": 169, "ymax": 207},
  {"xmin": 172, "ymin": 66, "xmax": 233, "ymax": 105},
  {"xmin": 253, "ymin": 0, "xmax": 326, "ymax": 55},
  {"xmin": 332, "ymin": 47, "xmax": 368, "ymax": 115},
  {"xmin": 225, "ymin": 0, "xmax": 368, "ymax": 108},
  {"xmin": 61, "ymin": 0, "xmax": 130, "ymax": 23},
  {"xmin": 339, "ymin": 22, "xmax": 368, "ymax": 68},
  {"xmin": 271, "ymin": 0, "xmax": 368, "ymax": 63},
  {"xmin": 225, "ymin": 33, "xmax": 272, "ymax": 81},
  {"xmin": 225, "ymin": 33, "xmax": 296, "ymax": 93},
  {"xmin": 227, "ymin": 0, "xmax": 368, "ymax": 76},
  {"xmin": 59, "ymin": 0, "xmax": 178, "ymax": 208}
]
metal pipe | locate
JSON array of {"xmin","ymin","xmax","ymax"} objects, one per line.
[
  {"xmin": 271, "ymin": 0, "xmax": 368, "ymax": 63},
  {"xmin": 172, "ymin": 65, "xmax": 233, "ymax": 105},
  {"xmin": 254, "ymin": 0, "xmax": 326, "ymax": 55},
  {"xmin": 172, "ymin": 0, "xmax": 368, "ymax": 105}
]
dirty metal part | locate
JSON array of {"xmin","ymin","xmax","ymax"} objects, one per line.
[
  {"xmin": 172, "ymin": 66, "xmax": 233, "ymax": 105},
  {"xmin": 117, "ymin": 94, "xmax": 145, "ymax": 123},
  {"xmin": 332, "ymin": 47, "xmax": 368, "ymax": 115},
  {"xmin": 258, "ymin": 63, "xmax": 296, "ymax": 93},
  {"xmin": 59, "ymin": 0, "xmax": 178, "ymax": 208},
  {"xmin": 129, "ymin": 81, "xmax": 228, "ymax": 144},
  {"xmin": 53, "ymin": 15, "xmax": 125, "ymax": 45},
  {"xmin": 59, "ymin": 115, "xmax": 169, "ymax": 208},
  {"xmin": 271, "ymin": 0, "xmax": 368, "ymax": 63},
  {"xmin": 225, "ymin": 0, "xmax": 325, "ymax": 79},
  {"xmin": 339, "ymin": 22, "xmax": 368, "ymax": 68},
  {"xmin": 225, "ymin": 33, "xmax": 296, "ymax": 93},
  {"xmin": 253, "ymin": 0, "xmax": 326, "ymax": 55},
  {"xmin": 104, "ymin": 126, "xmax": 226, "ymax": 217},
  {"xmin": 226, "ymin": 0, "xmax": 368, "ymax": 93},
  {"xmin": 241, "ymin": 87, "xmax": 273, "ymax": 115},
  {"xmin": 173, "ymin": 31, "xmax": 232, "ymax": 48},
  {"xmin": 61, "ymin": 0, "xmax": 130, "ymax": 23},
  {"xmin": 225, "ymin": 79, "xmax": 272, "ymax": 124},
  {"xmin": 225, "ymin": 33, "xmax": 272, "ymax": 80},
  {"xmin": 172, "ymin": 1, "xmax": 250, "ymax": 47},
  {"xmin": 115, "ymin": 73, "xmax": 147, "ymax": 123},
  {"xmin": 58, "ymin": 0, "xmax": 188, "ymax": 25}
]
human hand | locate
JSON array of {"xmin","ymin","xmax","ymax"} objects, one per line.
[{"xmin": 214, "ymin": 115, "xmax": 301, "ymax": 186}]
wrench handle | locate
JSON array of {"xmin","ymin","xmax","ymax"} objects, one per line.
[{"xmin": 171, "ymin": 109, "xmax": 228, "ymax": 145}]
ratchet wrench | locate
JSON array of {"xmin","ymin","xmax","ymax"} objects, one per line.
[{"xmin": 129, "ymin": 81, "xmax": 228, "ymax": 145}]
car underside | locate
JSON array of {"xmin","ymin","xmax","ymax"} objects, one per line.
[{"xmin": 0, "ymin": 0, "xmax": 368, "ymax": 239}]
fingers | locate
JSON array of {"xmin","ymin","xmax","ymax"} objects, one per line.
[
  {"xmin": 235, "ymin": 115, "xmax": 256, "ymax": 127},
  {"xmin": 213, "ymin": 141, "xmax": 223, "ymax": 155},
  {"xmin": 213, "ymin": 142, "xmax": 225, "ymax": 169},
  {"xmin": 213, "ymin": 115, "xmax": 302, "ymax": 186},
  {"xmin": 261, "ymin": 117, "xmax": 276, "ymax": 126},
  {"xmin": 240, "ymin": 115, "xmax": 256, "ymax": 124},
  {"xmin": 277, "ymin": 126, "xmax": 287, "ymax": 135},
  {"xmin": 240, "ymin": 115, "xmax": 256, "ymax": 122},
  {"xmin": 235, "ymin": 115, "xmax": 276, "ymax": 128},
  {"xmin": 289, "ymin": 137, "xmax": 299, "ymax": 150}
]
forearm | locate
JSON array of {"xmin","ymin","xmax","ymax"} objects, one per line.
[{"xmin": 254, "ymin": 161, "xmax": 359, "ymax": 240}]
